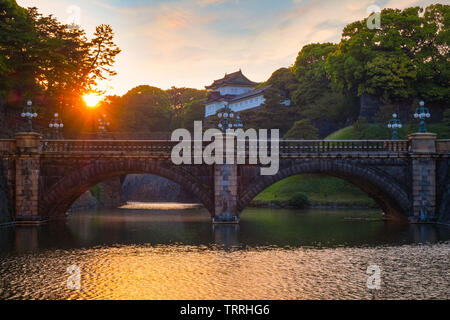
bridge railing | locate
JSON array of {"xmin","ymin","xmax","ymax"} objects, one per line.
[
  {"xmin": 436, "ymin": 140, "xmax": 450, "ymax": 153},
  {"xmin": 0, "ymin": 139, "xmax": 15, "ymax": 154},
  {"xmin": 279, "ymin": 140, "xmax": 409, "ymax": 153},
  {"xmin": 41, "ymin": 139, "xmax": 178, "ymax": 154},
  {"xmin": 40, "ymin": 139, "xmax": 410, "ymax": 155}
]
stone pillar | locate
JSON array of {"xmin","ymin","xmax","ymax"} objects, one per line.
[
  {"xmin": 213, "ymin": 164, "xmax": 239, "ymax": 223},
  {"xmin": 97, "ymin": 177, "xmax": 127, "ymax": 208},
  {"xmin": 15, "ymin": 132, "xmax": 43, "ymax": 224},
  {"xmin": 408, "ymin": 133, "xmax": 437, "ymax": 223}
]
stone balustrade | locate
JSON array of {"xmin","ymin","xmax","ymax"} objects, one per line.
[
  {"xmin": 39, "ymin": 139, "xmax": 413, "ymax": 156},
  {"xmin": 0, "ymin": 139, "xmax": 16, "ymax": 154},
  {"xmin": 436, "ymin": 140, "xmax": 450, "ymax": 153}
]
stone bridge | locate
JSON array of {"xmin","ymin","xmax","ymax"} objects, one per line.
[{"xmin": 0, "ymin": 132, "xmax": 449, "ymax": 225}]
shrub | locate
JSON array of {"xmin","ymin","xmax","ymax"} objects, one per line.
[
  {"xmin": 90, "ymin": 184, "xmax": 102, "ymax": 200},
  {"xmin": 288, "ymin": 193, "xmax": 310, "ymax": 208}
]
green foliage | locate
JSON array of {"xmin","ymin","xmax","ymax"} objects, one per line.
[
  {"xmin": 265, "ymin": 67, "xmax": 298, "ymax": 93},
  {"xmin": 298, "ymin": 91, "xmax": 357, "ymax": 125},
  {"xmin": 241, "ymin": 89, "xmax": 297, "ymax": 135},
  {"xmin": 284, "ymin": 119, "xmax": 318, "ymax": 139},
  {"xmin": 326, "ymin": 5, "xmax": 449, "ymax": 107},
  {"xmin": 0, "ymin": 1, "xmax": 121, "ymax": 134},
  {"xmin": 292, "ymin": 43, "xmax": 336, "ymax": 106},
  {"xmin": 292, "ymin": 43, "xmax": 337, "ymax": 92},
  {"xmin": 100, "ymin": 85, "xmax": 207, "ymax": 133},
  {"xmin": 291, "ymin": 43, "xmax": 358, "ymax": 128},
  {"xmin": 364, "ymin": 53, "xmax": 416, "ymax": 101},
  {"xmin": 181, "ymin": 100, "xmax": 206, "ymax": 131},
  {"xmin": 444, "ymin": 109, "xmax": 450, "ymax": 127},
  {"xmin": 254, "ymin": 174, "xmax": 375, "ymax": 207},
  {"xmin": 353, "ymin": 116, "xmax": 368, "ymax": 135},
  {"xmin": 167, "ymin": 87, "xmax": 207, "ymax": 128},
  {"xmin": 240, "ymin": 68, "xmax": 298, "ymax": 135},
  {"xmin": 115, "ymin": 85, "xmax": 172, "ymax": 132},
  {"xmin": 90, "ymin": 184, "xmax": 102, "ymax": 200},
  {"xmin": 0, "ymin": 0, "xmax": 36, "ymax": 99},
  {"xmin": 1, "ymin": 1, "xmax": 448, "ymax": 140},
  {"xmin": 288, "ymin": 193, "xmax": 310, "ymax": 208},
  {"xmin": 327, "ymin": 123, "xmax": 450, "ymax": 140},
  {"xmin": 328, "ymin": 123, "xmax": 390, "ymax": 140},
  {"xmin": 443, "ymin": 109, "xmax": 450, "ymax": 138},
  {"xmin": 374, "ymin": 104, "xmax": 396, "ymax": 124}
]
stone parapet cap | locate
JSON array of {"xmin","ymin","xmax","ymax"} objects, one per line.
[
  {"xmin": 15, "ymin": 132, "xmax": 43, "ymax": 154},
  {"xmin": 15, "ymin": 132, "xmax": 43, "ymax": 139},
  {"xmin": 408, "ymin": 132, "xmax": 437, "ymax": 140},
  {"xmin": 408, "ymin": 132, "xmax": 437, "ymax": 153}
]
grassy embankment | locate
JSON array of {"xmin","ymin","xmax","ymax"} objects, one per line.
[{"xmin": 253, "ymin": 123, "xmax": 449, "ymax": 208}]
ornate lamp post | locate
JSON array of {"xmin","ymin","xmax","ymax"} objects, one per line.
[
  {"xmin": 234, "ymin": 114, "xmax": 244, "ymax": 129},
  {"xmin": 20, "ymin": 100, "xmax": 38, "ymax": 131},
  {"xmin": 414, "ymin": 100, "xmax": 431, "ymax": 133},
  {"xmin": 48, "ymin": 113, "xmax": 64, "ymax": 139},
  {"xmin": 217, "ymin": 105, "xmax": 243, "ymax": 132},
  {"xmin": 97, "ymin": 114, "xmax": 110, "ymax": 136},
  {"xmin": 387, "ymin": 113, "xmax": 402, "ymax": 140}
]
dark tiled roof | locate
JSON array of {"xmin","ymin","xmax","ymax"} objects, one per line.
[
  {"xmin": 204, "ymin": 86, "xmax": 269, "ymax": 104},
  {"xmin": 204, "ymin": 93, "xmax": 236, "ymax": 104},
  {"xmin": 205, "ymin": 70, "xmax": 259, "ymax": 90},
  {"xmin": 229, "ymin": 86, "xmax": 268, "ymax": 102}
]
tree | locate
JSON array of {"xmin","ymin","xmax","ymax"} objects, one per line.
[
  {"xmin": 292, "ymin": 43, "xmax": 337, "ymax": 106},
  {"xmin": 262, "ymin": 67, "xmax": 298, "ymax": 94},
  {"xmin": 239, "ymin": 68, "xmax": 298, "ymax": 135},
  {"xmin": 181, "ymin": 100, "xmax": 205, "ymax": 131},
  {"xmin": 290, "ymin": 43, "xmax": 357, "ymax": 134},
  {"xmin": 0, "ymin": 1, "xmax": 121, "ymax": 135},
  {"xmin": 0, "ymin": 0, "xmax": 37, "ymax": 101},
  {"xmin": 353, "ymin": 116, "xmax": 368, "ymax": 135},
  {"xmin": 167, "ymin": 87, "xmax": 207, "ymax": 129},
  {"xmin": 284, "ymin": 119, "xmax": 319, "ymax": 140},
  {"xmin": 117, "ymin": 85, "xmax": 172, "ymax": 132},
  {"xmin": 444, "ymin": 109, "xmax": 450, "ymax": 136},
  {"xmin": 326, "ymin": 5, "xmax": 449, "ymax": 106},
  {"xmin": 411, "ymin": 5, "xmax": 450, "ymax": 104},
  {"xmin": 241, "ymin": 86, "xmax": 297, "ymax": 135},
  {"xmin": 86, "ymin": 24, "xmax": 121, "ymax": 89},
  {"xmin": 288, "ymin": 193, "xmax": 310, "ymax": 209}
]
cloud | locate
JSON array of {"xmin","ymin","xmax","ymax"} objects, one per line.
[
  {"xmin": 196, "ymin": 0, "xmax": 229, "ymax": 6},
  {"xmin": 16, "ymin": 0, "xmax": 433, "ymax": 95},
  {"xmin": 91, "ymin": 1, "xmax": 141, "ymax": 15}
]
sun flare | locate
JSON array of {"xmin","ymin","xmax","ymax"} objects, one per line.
[{"xmin": 83, "ymin": 93, "xmax": 102, "ymax": 108}]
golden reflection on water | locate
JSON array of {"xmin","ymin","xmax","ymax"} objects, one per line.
[
  {"xmin": 120, "ymin": 202, "xmax": 203, "ymax": 210},
  {"xmin": 1, "ymin": 206, "xmax": 449, "ymax": 300},
  {"xmin": 1, "ymin": 244, "xmax": 449, "ymax": 300}
]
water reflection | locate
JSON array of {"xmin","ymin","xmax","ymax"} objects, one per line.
[
  {"xmin": 0, "ymin": 204, "xmax": 449, "ymax": 300},
  {"xmin": 2, "ymin": 206, "xmax": 449, "ymax": 253},
  {"xmin": 212, "ymin": 224, "xmax": 240, "ymax": 248}
]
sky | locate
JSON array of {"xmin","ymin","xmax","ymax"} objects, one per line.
[{"xmin": 17, "ymin": 0, "xmax": 443, "ymax": 96}]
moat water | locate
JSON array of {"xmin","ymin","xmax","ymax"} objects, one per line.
[{"xmin": 0, "ymin": 203, "xmax": 449, "ymax": 300}]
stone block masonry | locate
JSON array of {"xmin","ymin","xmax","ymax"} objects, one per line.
[
  {"xmin": 0, "ymin": 131, "xmax": 448, "ymax": 224},
  {"xmin": 214, "ymin": 164, "xmax": 239, "ymax": 223}
]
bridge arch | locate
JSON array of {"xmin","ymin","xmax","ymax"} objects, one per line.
[
  {"xmin": 238, "ymin": 160, "xmax": 410, "ymax": 220},
  {"xmin": 40, "ymin": 159, "xmax": 214, "ymax": 218}
]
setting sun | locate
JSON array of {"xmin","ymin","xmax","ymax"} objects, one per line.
[{"xmin": 83, "ymin": 93, "xmax": 102, "ymax": 108}]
